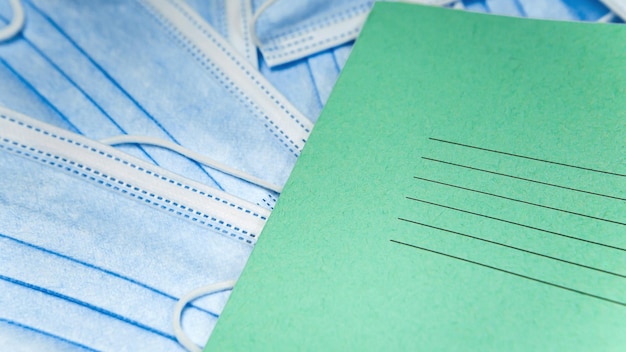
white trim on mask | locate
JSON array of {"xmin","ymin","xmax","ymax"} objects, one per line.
[
  {"xmin": 138, "ymin": 0, "xmax": 313, "ymax": 158},
  {"xmin": 255, "ymin": 1, "xmax": 371, "ymax": 68},
  {"xmin": 0, "ymin": 106, "xmax": 269, "ymax": 245}
]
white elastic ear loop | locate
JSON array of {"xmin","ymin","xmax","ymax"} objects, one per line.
[
  {"xmin": 249, "ymin": 0, "xmax": 278, "ymax": 48},
  {"xmin": 99, "ymin": 135, "xmax": 283, "ymax": 193},
  {"xmin": 173, "ymin": 280, "xmax": 237, "ymax": 352},
  {"xmin": 0, "ymin": 0, "xmax": 25, "ymax": 42},
  {"xmin": 598, "ymin": 11, "xmax": 616, "ymax": 23}
]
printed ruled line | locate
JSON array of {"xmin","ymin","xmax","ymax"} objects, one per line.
[
  {"xmin": 422, "ymin": 157, "xmax": 626, "ymax": 202},
  {"xmin": 405, "ymin": 196, "xmax": 626, "ymax": 252},
  {"xmin": 390, "ymin": 239, "xmax": 626, "ymax": 307},
  {"xmin": 412, "ymin": 177, "xmax": 626, "ymax": 227},
  {"xmin": 397, "ymin": 218, "xmax": 626, "ymax": 279},
  {"xmin": 429, "ymin": 138, "xmax": 626, "ymax": 177}
]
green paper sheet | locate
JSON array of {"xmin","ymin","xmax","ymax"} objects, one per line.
[{"xmin": 207, "ymin": 3, "xmax": 626, "ymax": 350}]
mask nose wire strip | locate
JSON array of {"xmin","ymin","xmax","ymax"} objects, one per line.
[
  {"xmin": 173, "ymin": 280, "xmax": 237, "ymax": 352},
  {"xmin": 99, "ymin": 135, "xmax": 283, "ymax": 193},
  {"xmin": 249, "ymin": 0, "xmax": 278, "ymax": 49},
  {"xmin": 0, "ymin": 0, "xmax": 25, "ymax": 42}
]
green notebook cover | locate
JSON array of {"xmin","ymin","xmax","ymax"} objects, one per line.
[{"xmin": 207, "ymin": 3, "xmax": 626, "ymax": 350}]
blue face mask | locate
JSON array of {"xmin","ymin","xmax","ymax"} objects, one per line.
[
  {"xmin": 0, "ymin": 0, "xmax": 313, "ymax": 210},
  {"xmin": 0, "ymin": 106, "xmax": 269, "ymax": 351},
  {"xmin": 250, "ymin": 0, "xmax": 371, "ymax": 67}
]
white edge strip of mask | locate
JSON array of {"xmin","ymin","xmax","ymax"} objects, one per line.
[{"xmin": 0, "ymin": 106, "xmax": 269, "ymax": 244}]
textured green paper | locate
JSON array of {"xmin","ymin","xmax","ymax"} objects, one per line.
[{"xmin": 207, "ymin": 3, "xmax": 626, "ymax": 351}]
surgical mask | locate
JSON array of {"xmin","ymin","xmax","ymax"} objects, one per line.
[
  {"xmin": 0, "ymin": 106, "xmax": 269, "ymax": 351},
  {"xmin": 249, "ymin": 0, "xmax": 371, "ymax": 67},
  {"xmin": 0, "ymin": 0, "xmax": 313, "ymax": 210}
]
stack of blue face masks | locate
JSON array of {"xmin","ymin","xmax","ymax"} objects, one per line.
[
  {"xmin": 0, "ymin": 0, "xmax": 301, "ymax": 350},
  {"xmin": 0, "ymin": 0, "xmax": 618, "ymax": 351}
]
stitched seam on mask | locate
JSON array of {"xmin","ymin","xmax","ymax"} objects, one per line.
[
  {"xmin": 267, "ymin": 192, "xmax": 278, "ymax": 204},
  {"xmin": 137, "ymin": 1, "xmax": 303, "ymax": 158},
  {"xmin": 0, "ymin": 138, "xmax": 258, "ymax": 244},
  {"xmin": 167, "ymin": 0, "xmax": 310, "ymax": 133},
  {"xmin": 240, "ymin": 0, "xmax": 253, "ymax": 61},
  {"xmin": 0, "ymin": 121, "xmax": 266, "ymax": 226},
  {"xmin": 0, "ymin": 115, "xmax": 265, "ymax": 239},
  {"xmin": 261, "ymin": 193, "xmax": 278, "ymax": 210},
  {"xmin": 260, "ymin": 2, "xmax": 371, "ymax": 47},
  {"xmin": 264, "ymin": 27, "xmax": 361, "ymax": 61},
  {"xmin": 0, "ymin": 141, "xmax": 258, "ymax": 243},
  {"xmin": 0, "ymin": 115, "xmax": 265, "ymax": 220}
]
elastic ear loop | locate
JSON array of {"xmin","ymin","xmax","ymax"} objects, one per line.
[
  {"xmin": 173, "ymin": 280, "xmax": 237, "ymax": 352},
  {"xmin": 99, "ymin": 135, "xmax": 283, "ymax": 193},
  {"xmin": 598, "ymin": 11, "xmax": 616, "ymax": 22},
  {"xmin": 0, "ymin": 0, "xmax": 25, "ymax": 42},
  {"xmin": 249, "ymin": 0, "xmax": 278, "ymax": 49}
]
